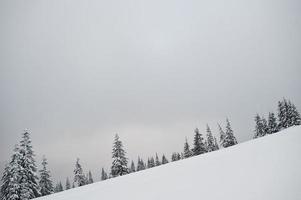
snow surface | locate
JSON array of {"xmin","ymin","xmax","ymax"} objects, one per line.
[{"xmin": 36, "ymin": 126, "xmax": 301, "ymax": 200}]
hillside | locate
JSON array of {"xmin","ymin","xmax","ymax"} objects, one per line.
[{"xmin": 36, "ymin": 126, "xmax": 301, "ymax": 200}]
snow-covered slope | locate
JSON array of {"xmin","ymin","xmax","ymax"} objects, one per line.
[{"xmin": 37, "ymin": 126, "xmax": 301, "ymax": 200}]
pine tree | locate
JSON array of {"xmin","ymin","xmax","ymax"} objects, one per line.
[
  {"xmin": 136, "ymin": 157, "xmax": 146, "ymax": 171},
  {"xmin": 73, "ymin": 158, "xmax": 86, "ymax": 187},
  {"xmin": 218, "ymin": 123, "xmax": 226, "ymax": 146},
  {"xmin": 288, "ymin": 100, "xmax": 301, "ymax": 126},
  {"xmin": 1, "ymin": 145, "xmax": 22, "ymax": 200},
  {"xmin": 149, "ymin": 157, "xmax": 155, "ymax": 168},
  {"xmin": 278, "ymin": 98, "xmax": 289, "ymax": 129},
  {"xmin": 87, "ymin": 171, "xmax": 93, "ymax": 184},
  {"xmin": 206, "ymin": 124, "xmax": 216, "ymax": 152},
  {"xmin": 155, "ymin": 153, "xmax": 161, "ymax": 166},
  {"xmin": 171, "ymin": 153, "xmax": 181, "ymax": 161},
  {"xmin": 267, "ymin": 112, "xmax": 278, "ymax": 134},
  {"xmin": 161, "ymin": 154, "xmax": 169, "ymax": 164},
  {"xmin": 192, "ymin": 128, "xmax": 207, "ymax": 155},
  {"xmin": 262, "ymin": 117, "xmax": 269, "ymax": 135},
  {"xmin": 222, "ymin": 119, "xmax": 238, "ymax": 147},
  {"xmin": 54, "ymin": 182, "xmax": 63, "ymax": 193},
  {"xmin": 213, "ymin": 137, "xmax": 219, "ymax": 150},
  {"xmin": 65, "ymin": 177, "xmax": 71, "ymax": 190},
  {"xmin": 59, "ymin": 182, "xmax": 63, "ymax": 192},
  {"xmin": 111, "ymin": 134, "xmax": 129, "ymax": 177},
  {"xmin": 254, "ymin": 114, "xmax": 264, "ymax": 138},
  {"xmin": 18, "ymin": 130, "xmax": 41, "ymax": 199},
  {"xmin": 183, "ymin": 138, "xmax": 192, "ymax": 158},
  {"xmin": 147, "ymin": 157, "xmax": 155, "ymax": 168},
  {"xmin": 101, "ymin": 168, "xmax": 108, "ymax": 181},
  {"xmin": 39, "ymin": 156, "xmax": 53, "ymax": 196},
  {"xmin": 129, "ymin": 161, "xmax": 136, "ymax": 173}
]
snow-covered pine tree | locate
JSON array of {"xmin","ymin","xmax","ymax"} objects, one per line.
[
  {"xmin": 222, "ymin": 119, "xmax": 238, "ymax": 147},
  {"xmin": 101, "ymin": 168, "xmax": 108, "ymax": 181},
  {"xmin": 111, "ymin": 134, "xmax": 129, "ymax": 177},
  {"xmin": 254, "ymin": 114, "xmax": 264, "ymax": 138},
  {"xmin": 155, "ymin": 153, "xmax": 161, "ymax": 166},
  {"xmin": 149, "ymin": 157, "xmax": 155, "ymax": 168},
  {"xmin": 171, "ymin": 152, "xmax": 181, "ymax": 161},
  {"xmin": 73, "ymin": 158, "xmax": 86, "ymax": 187},
  {"xmin": 288, "ymin": 100, "xmax": 301, "ymax": 126},
  {"xmin": 192, "ymin": 128, "xmax": 207, "ymax": 155},
  {"xmin": 206, "ymin": 124, "xmax": 215, "ymax": 152},
  {"xmin": 161, "ymin": 154, "xmax": 169, "ymax": 164},
  {"xmin": 141, "ymin": 158, "xmax": 146, "ymax": 170},
  {"xmin": 136, "ymin": 157, "xmax": 146, "ymax": 171},
  {"xmin": 278, "ymin": 98, "xmax": 289, "ymax": 129},
  {"xmin": 147, "ymin": 157, "xmax": 155, "ymax": 168},
  {"xmin": 59, "ymin": 182, "xmax": 63, "ymax": 192},
  {"xmin": 65, "ymin": 177, "xmax": 71, "ymax": 190},
  {"xmin": 183, "ymin": 138, "xmax": 192, "ymax": 158},
  {"xmin": 262, "ymin": 117, "xmax": 269, "ymax": 136},
  {"xmin": 18, "ymin": 130, "xmax": 41, "ymax": 199},
  {"xmin": 130, "ymin": 161, "xmax": 136, "ymax": 173},
  {"xmin": 267, "ymin": 112, "xmax": 278, "ymax": 134},
  {"xmin": 39, "ymin": 156, "xmax": 53, "ymax": 196},
  {"xmin": 1, "ymin": 145, "xmax": 22, "ymax": 200},
  {"xmin": 218, "ymin": 123, "xmax": 226, "ymax": 146},
  {"xmin": 54, "ymin": 182, "xmax": 63, "ymax": 193},
  {"xmin": 213, "ymin": 137, "xmax": 219, "ymax": 150},
  {"xmin": 87, "ymin": 171, "xmax": 93, "ymax": 184}
]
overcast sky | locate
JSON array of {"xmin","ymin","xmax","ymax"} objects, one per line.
[{"xmin": 0, "ymin": 0, "xmax": 300, "ymax": 183}]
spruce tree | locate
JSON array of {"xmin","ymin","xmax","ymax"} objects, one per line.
[
  {"xmin": 254, "ymin": 114, "xmax": 264, "ymax": 138},
  {"xmin": 19, "ymin": 130, "xmax": 41, "ymax": 199},
  {"xmin": 39, "ymin": 156, "xmax": 53, "ymax": 196},
  {"xmin": 87, "ymin": 171, "xmax": 93, "ymax": 184},
  {"xmin": 58, "ymin": 182, "xmax": 63, "ymax": 192},
  {"xmin": 262, "ymin": 117, "xmax": 269, "ymax": 135},
  {"xmin": 183, "ymin": 138, "xmax": 192, "ymax": 158},
  {"xmin": 288, "ymin": 100, "xmax": 301, "ymax": 126},
  {"xmin": 218, "ymin": 123, "xmax": 226, "ymax": 146},
  {"xmin": 54, "ymin": 182, "xmax": 63, "ymax": 192},
  {"xmin": 161, "ymin": 154, "xmax": 169, "ymax": 164},
  {"xmin": 1, "ymin": 145, "xmax": 22, "ymax": 200},
  {"xmin": 268, "ymin": 112, "xmax": 278, "ymax": 134},
  {"xmin": 222, "ymin": 119, "xmax": 238, "ymax": 147},
  {"xmin": 213, "ymin": 137, "xmax": 219, "ymax": 150},
  {"xmin": 149, "ymin": 157, "xmax": 155, "ymax": 168},
  {"xmin": 136, "ymin": 157, "xmax": 146, "ymax": 171},
  {"xmin": 192, "ymin": 128, "xmax": 207, "ymax": 155},
  {"xmin": 155, "ymin": 153, "xmax": 161, "ymax": 166},
  {"xmin": 130, "ymin": 161, "xmax": 136, "ymax": 173},
  {"xmin": 65, "ymin": 177, "xmax": 71, "ymax": 190},
  {"xmin": 111, "ymin": 134, "xmax": 129, "ymax": 177},
  {"xmin": 101, "ymin": 168, "xmax": 108, "ymax": 181},
  {"xmin": 147, "ymin": 157, "xmax": 155, "ymax": 168},
  {"xmin": 73, "ymin": 158, "xmax": 86, "ymax": 187},
  {"xmin": 171, "ymin": 152, "xmax": 181, "ymax": 161},
  {"xmin": 278, "ymin": 98, "xmax": 289, "ymax": 129},
  {"xmin": 206, "ymin": 125, "xmax": 215, "ymax": 152}
]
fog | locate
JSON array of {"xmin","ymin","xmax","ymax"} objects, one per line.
[{"xmin": 0, "ymin": 0, "xmax": 300, "ymax": 182}]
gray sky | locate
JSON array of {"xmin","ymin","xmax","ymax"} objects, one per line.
[{"xmin": 1, "ymin": 0, "xmax": 301, "ymax": 183}]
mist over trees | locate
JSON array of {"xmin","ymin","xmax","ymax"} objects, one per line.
[{"xmin": 1, "ymin": 98, "xmax": 300, "ymax": 199}]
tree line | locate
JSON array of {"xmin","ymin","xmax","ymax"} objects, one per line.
[{"xmin": 1, "ymin": 98, "xmax": 300, "ymax": 200}]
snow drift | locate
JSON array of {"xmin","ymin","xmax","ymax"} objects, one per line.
[{"xmin": 37, "ymin": 126, "xmax": 301, "ymax": 200}]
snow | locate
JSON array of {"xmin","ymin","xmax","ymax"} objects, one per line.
[{"xmin": 36, "ymin": 126, "xmax": 301, "ymax": 200}]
